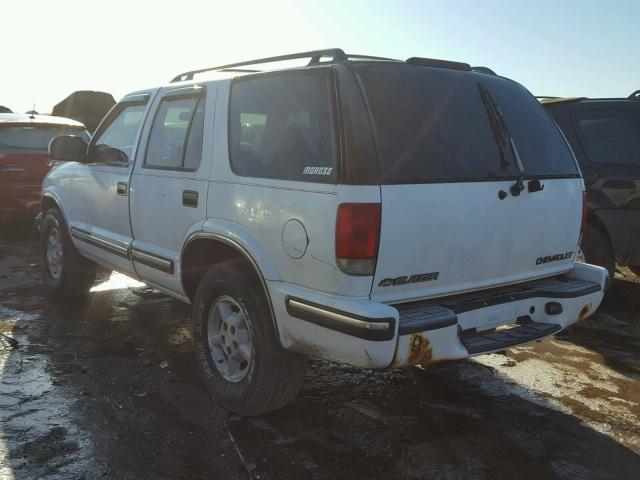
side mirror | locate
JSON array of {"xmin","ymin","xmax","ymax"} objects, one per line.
[{"xmin": 49, "ymin": 135, "xmax": 88, "ymax": 163}]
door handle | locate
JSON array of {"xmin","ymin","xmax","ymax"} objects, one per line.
[
  {"xmin": 183, "ymin": 190, "xmax": 198, "ymax": 208},
  {"xmin": 117, "ymin": 182, "xmax": 128, "ymax": 196}
]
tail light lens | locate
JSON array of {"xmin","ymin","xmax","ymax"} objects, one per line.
[
  {"xmin": 336, "ymin": 203, "xmax": 381, "ymax": 276},
  {"xmin": 580, "ymin": 191, "xmax": 587, "ymax": 238}
]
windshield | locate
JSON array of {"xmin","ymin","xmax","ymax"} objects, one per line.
[
  {"xmin": 354, "ymin": 63, "xmax": 579, "ymax": 183},
  {"xmin": 0, "ymin": 125, "xmax": 89, "ymax": 151}
]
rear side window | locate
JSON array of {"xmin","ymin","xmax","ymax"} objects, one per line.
[
  {"xmin": 146, "ymin": 95, "xmax": 205, "ymax": 170},
  {"xmin": 355, "ymin": 64, "xmax": 578, "ymax": 183},
  {"xmin": 229, "ymin": 70, "xmax": 337, "ymax": 183},
  {"xmin": 573, "ymin": 110, "xmax": 640, "ymax": 165}
]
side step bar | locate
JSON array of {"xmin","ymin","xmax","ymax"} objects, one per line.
[{"xmin": 461, "ymin": 322, "xmax": 561, "ymax": 355}]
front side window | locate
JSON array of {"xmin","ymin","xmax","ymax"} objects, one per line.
[
  {"xmin": 145, "ymin": 95, "xmax": 205, "ymax": 170},
  {"xmin": 0, "ymin": 125, "xmax": 89, "ymax": 151},
  {"xmin": 229, "ymin": 71, "xmax": 337, "ymax": 183},
  {"xmin": 574, "ymin": 110, "xmax": 640, "ymax": 165},
  {"xmin": 91, "ymin": 104, "xmax": 146, "ymax": 163}
]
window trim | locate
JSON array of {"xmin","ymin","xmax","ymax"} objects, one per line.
[
  {"xmin": 86, "ymin": 94, "xmax": 150, "ymax": 167},
  {"xmin": 571, "ymin": 109, "xmax": 640, "ymax": 167},
  {"xmin": 227, "ymin": 67, "xmax": 341, "ymax": 184},
  {"xmin": 142, "ymin": 86, "xmax": 206, "ymax": 172}
]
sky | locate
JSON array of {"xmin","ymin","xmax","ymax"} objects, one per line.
[{"xmin": 2, "ymin": 0, "xmax": 638, "ymax": 113}]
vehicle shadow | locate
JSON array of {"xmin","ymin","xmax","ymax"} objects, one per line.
[
  {"xmin": 560, "ymin": 273, "xmax": 640, "ymax": 381},
  {"xmin": 2, "ymin": 269, "xmax": 639, "ymax": 479}
]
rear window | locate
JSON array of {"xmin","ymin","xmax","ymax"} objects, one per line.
[
  {"xmin": 573, "ymin": 110, "xmax": 640, "ymax": 166},
  {"xmin": 354, "ymin": 64, "xmax": 578, "ymax": 183},
  {"xmin": 229, "ymin": 70, "xmax": 337, "ymax": 183},
  {"xmin": 0, "ymin": 125, "xmax": 89, "ymax": 151}
]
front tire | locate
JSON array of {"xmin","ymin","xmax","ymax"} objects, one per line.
[
  {"xmin": 581, "ymin": 223, "xmax": 615, "ymax": 280},
  {"xmin": 192, "ymin": 261, "xmax": 306, "ymax": 416},
  {"xmin": 40, "ymin": 208, "xmax": 97, "ymax": 297}
]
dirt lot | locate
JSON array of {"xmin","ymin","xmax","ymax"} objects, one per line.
[{"xmin": 1, "ymin": 223, "xmax": 639, "ymax": 479}]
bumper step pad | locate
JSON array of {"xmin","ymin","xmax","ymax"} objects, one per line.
[
  {"xmin": 397, "ymin": 305, "xmax": 457, "ymax": 335},
  {"xmin": 461, "ymin": 322, "xmax": 561, "ymax": 355}
]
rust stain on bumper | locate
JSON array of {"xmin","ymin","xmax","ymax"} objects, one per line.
[
  {"xmin": 579, "ymin": 303, "xmax": 592, "ymax": 320},
  {"xmin": 407, "ymin": 334, "xmax": 432, "ymax": 366}
]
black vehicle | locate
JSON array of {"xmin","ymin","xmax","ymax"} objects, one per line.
[
  {"xmin": 541, "ymin": 91, "xmax": 640, "ymax": 278},
  {"xmin": 52, "ymin": 91, "xmax": 115, "ymax": 133}
]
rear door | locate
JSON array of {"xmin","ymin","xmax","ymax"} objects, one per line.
[
  {"xmin": 571, "ymin": 106, "xmax": 640, "ymax": 209},
  {"xmin": 353, "ymin": 64, "xmax": 584, "ymax": 303},
  {"xmin": 129, "ymin": 84, "xmax": 213, "ymax": 295}
]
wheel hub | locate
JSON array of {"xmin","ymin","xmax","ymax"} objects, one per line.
[
  {"xmin": 207, "ymin": 296, "xmax": 252, "ymax": 382},
  {"xmin": 46, "ymin": 227, "xmax": 63, "ymax": 280}
]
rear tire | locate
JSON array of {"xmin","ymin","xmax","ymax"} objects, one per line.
[
  {"xmin": 192, "ymin": 261, "xmax": 307, "ymax": 416},
  {"xmin": 581, "ymin": 223, "xmax": 615, "ymax": 279},
  {"xmin": 40, "ymin": 208, "xmax": 97, "ymax": 297}
]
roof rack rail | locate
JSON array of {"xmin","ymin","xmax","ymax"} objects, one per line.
[
  {"xmin": 536, "ymin": 96, "xmax": 587, "ymax": 105},
  {"xmin": 406, "ymin": 57, "xmax": 471, "ymax": 71},
  {"xmin": 471, "ymin": 66, "xmax": 497, "ymax": 75},
  {"xmin": 170, "ymin": 49, "xmax": 399, "ymax": 83},
  {"xmin": 629, "ymin": 90, "xmax": 640, "ymax": 100}
]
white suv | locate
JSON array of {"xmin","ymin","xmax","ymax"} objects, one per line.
[{"xmin": 40, "ymin": 49, "xmax": 608, "ymax": 415}]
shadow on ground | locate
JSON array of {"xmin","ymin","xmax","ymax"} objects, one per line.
[
  {"xmin": 1, "ymin": 223, "xmax": 639, "ymax": 479},
  {"xmin": 561, "ymin": 272, "xmax": 640, "ymax": 382}
]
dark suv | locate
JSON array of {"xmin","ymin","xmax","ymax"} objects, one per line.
[{"xmin": 541, "ymin": 91, "xmax": 640, "ymax": 278}]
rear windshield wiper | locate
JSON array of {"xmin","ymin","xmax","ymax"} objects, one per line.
[{"xmin": 477, "ymin": 83, "xmax": 525, "ymax": 196}]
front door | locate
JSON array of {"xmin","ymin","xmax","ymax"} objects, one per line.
[
  {"xmin": 129, "ymin": 84, "xmax": 214, "ymax": 295},
  {"xmin": 68, "ymin": 93, "xmax": 154, "ymax": 274}
]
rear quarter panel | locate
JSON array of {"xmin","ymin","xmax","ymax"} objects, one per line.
[{"xmin": 206, "ymin": 80, "xmax": 378, "ymax": 297}]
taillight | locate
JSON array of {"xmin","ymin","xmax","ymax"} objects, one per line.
[
  {"xmin": 336, "ymin": 203, "xmax": 381, "ymax": 276},
  {"xmin": 580, "ymin": 191, "xmax": 587, "ymax": 238}
]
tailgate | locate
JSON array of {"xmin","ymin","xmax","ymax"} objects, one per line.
[
  {"xmin": 371, "ymin": 178, "xmax": 583, "ymax": 303},
  {"xmin": 0, "ymin": 151, "xmax": 50, "ymax": 183}
]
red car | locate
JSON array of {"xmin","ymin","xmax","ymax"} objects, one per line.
[{"xmin": 0, "ymin": 113, "xmax": 89, "ymax": 221}]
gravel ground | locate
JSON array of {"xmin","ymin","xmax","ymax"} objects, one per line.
[{"xmin": 1, "ymin": 224, "xmax": 638, "ymax": 479}]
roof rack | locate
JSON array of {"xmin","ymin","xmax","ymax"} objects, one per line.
[
  {"xmin": 536, "ymin": 96, "xmax": 586, "ymax": 105},
  {"xmin": 170, "ymin": 49, "xmax": 400, "ymax": 83},
  {"xmin": 629, "ymin": 90, "xmax": 640, "ymax": 100},
  {"xmin": 471, "ymin": 66, "xmax": 497, "ymax": 75},
  {"xmin": 406, "ymin": 57, "xmax": 471, "ymax": 71}
]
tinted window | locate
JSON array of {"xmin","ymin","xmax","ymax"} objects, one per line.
[
  {"xmin": 92, "ymin": 104, "xmax": 145, "ymax": 162},
  {"xmin": 146, "ymin": 96, "xmax": 204, "ymax": 170},
  {"xmin": 355, "ymin": 64, "xmax": 578, "ymax": 182},
  {"xmin": 0, "ymin": 125, "xmax": 88, "ymax": 150},
  {"xmin": 483, "ymin": 79, "xmax": 578, "ymax": 176},
  {"xmin": 574, "ymin": 110, "xmax": 640, "ymax": 165},
  {"xmin": 229, "ymin": 71, "xmax": 336, "ymax": 183}
]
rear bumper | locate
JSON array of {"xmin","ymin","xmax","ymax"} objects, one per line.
[
  {"xmin": 269, "ymin": 263, "xmax": 608, "ymax": 369},
  {"xmin": 0, "ymin": 181, "xmax": 42, "ymax": 220}
]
